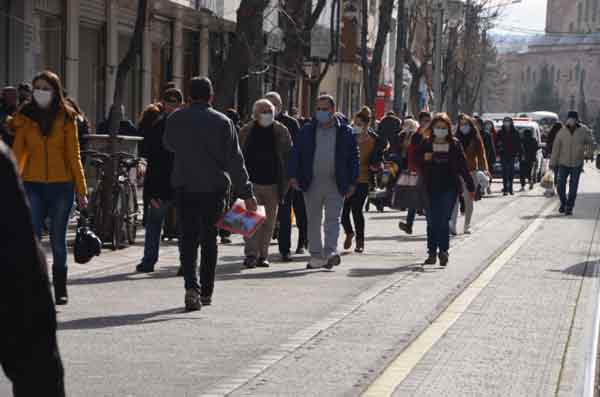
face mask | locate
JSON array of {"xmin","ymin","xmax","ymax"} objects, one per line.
[
  {"xmin": 33, "ymin": 89, "xmax": 53, "ymax": 109},
  {"xmin": 352, "ymin": 125, "xmax": 362, "ymax": 135},
  {"xmin": 566, "ymin": 118, "xmax": 576, "ymax": 127},
  {"xmin": 433, "ymin": 128, "xmax": 448, "ymax": 139},
  {"xmin": 503, "ymin": 122, "xmax": 511, "ymax": 129},
  {"xmin": 315, "ymin": 110, "xmax": 332, "ymax": 124},
  {"xmin": 258, "ymin": 113, "xmax": 274, "ymax": 127},
  {"xmin": 461, "ymin": 125, "xmax": 471, "ymax": 135}
]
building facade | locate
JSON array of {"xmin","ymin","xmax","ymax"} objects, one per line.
[{"xmin": 490, "ymin": 0, "xmax": 600, "ymax": 123}]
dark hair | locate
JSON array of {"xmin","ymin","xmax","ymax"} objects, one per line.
[
  {"xmin": 32, "ymin": 70, "xmax": 74, "ymax": 117},
  {"xmin": 189, "ymin": 77, "xmax": 213, "ymax": 102},
  {"xmin": 225, "ymin": 108, "xmax": 240, "ymax": 125},
  {"xmin": 427, "ymin": 114, "xmax": 454, "ymax": 142},
  {"xmin": 18, "ymin": 82, "xmax": 32, "ymax": 92},
  {"xmin": 549, "ymin": 122, "xmax": 563, "ymax": 135},
  {"xmin": 418, "ymin": 111, "xmax": 432, "ymax": 122},
  {"xmin": 317, "ymin": 94, "xmax": 335, "ymax": 109},
  {"xmin": 354, "ymin": 106, "xmax": 372, "ymax": 124},
  {"xmin": 162, "ymin": 88, "xmax": 184, "ymax": 103},
  {"xmin": 456, "ymin": 114, "xmax": 483, "ymax": 142}
]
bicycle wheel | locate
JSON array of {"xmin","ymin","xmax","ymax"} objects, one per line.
[{"xmin": 125, "ymin": 182, "xmax": 139, "ymax": 244}]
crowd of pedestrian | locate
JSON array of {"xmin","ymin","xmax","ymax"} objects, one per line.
[{"xmin": 2, "ymin": 68, "xmax": 596, "ymax": 394}]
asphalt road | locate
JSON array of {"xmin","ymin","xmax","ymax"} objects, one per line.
[{"xmin": 2, "ymin": 169, "xmax": 600, "ymax": 396}]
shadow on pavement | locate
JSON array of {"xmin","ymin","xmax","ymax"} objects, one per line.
[
  {"xmin": 216, "ymin": 267, "xmax": 326, "ymax": 281},
  {"xmin": 69, "ymin": 268, "xmax": 179, "ymax": 285},
  {"xmin": 548, "ymin": 261, "xmax": 596, "ymax": 278},
  {"xmin": 347, "ymin": 263, "xmax": 433, "ymax": 277},
  {"xmin": 366, "ymin": 235, "xmax": 428, "ymax": 242},
  {"xmin": 58, "ymin": 307, "xmax": 189, "ymax": 330}
]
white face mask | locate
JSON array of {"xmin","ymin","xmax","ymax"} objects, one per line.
[
  {"xmin": 352, "ymin": 125, "xmax": 362, "ymax": 135},
  {"xmin": 33, "ymin": 89, "xmax": 53, "ymax": 109},
  {"xmin": 433, "ymin": 128, "xmax": 448, "ymax": 139},
  {"xmin": 258, "ymin": 113, "xmax": 274, "ymax": 127},
  {"xmin": 461, "ymin": 125, "xmax": 471, "ymax": 135}
]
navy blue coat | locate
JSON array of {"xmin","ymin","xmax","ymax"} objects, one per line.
[{"xmin": 288, "ymin": 117, "xmax": 359, "ymax": 196}]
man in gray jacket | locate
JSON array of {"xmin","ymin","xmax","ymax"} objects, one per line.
[
  {"xmin": 164, "ymin": 77, "xmax": 257, "ymax": 311},
  {"xmin": 550, "ymin": 110, "xmax": 593, "ymax": 216}
]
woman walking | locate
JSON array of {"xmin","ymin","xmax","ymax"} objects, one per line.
[
  {"xmin": 239, "ymin": 99, "xmax": 292, "ymax": 268},
  {"xmin": 342, "ymin": 106, "xmax": 383, "ymax": 253},
  {"xmin": 416, "ymin": 115, "xmax": 474, "ymax": 267},
  {"xmin": 9, "ymin": 71, "xmax": 88, "ymax": 304},
  {"xmin": 450, "ymin": 114, "xmax": 489, "ymax": 235}
]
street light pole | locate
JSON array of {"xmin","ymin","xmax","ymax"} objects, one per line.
[{"xmin": 433, "ymin": 1, "xmax": 444, "ymax": 113}]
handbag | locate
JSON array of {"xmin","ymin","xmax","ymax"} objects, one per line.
[{"xmin": 390, "ymin": 172, "xmax": 426, "ymax": 211}]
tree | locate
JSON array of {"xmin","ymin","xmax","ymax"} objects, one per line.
[
  {"xmin": 100, "ymin": 0, "xmax": 149, "ymax": 243},
  {"xmin": 213, "ymin": 0, "xmax": 271, "ymax": 112},
  {"xmin": 527, "ymin": 64, "xmax": 560, "ymax": 114},
  {"xmin": 360, "ymin": 0, "xmax": 394, "ymax": 117}
]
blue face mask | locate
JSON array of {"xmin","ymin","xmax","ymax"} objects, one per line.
[{"xmin": 315, "ymin": 110, "xmax": 332, "ymax": 124}]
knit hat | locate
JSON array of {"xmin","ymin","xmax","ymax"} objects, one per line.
[{"xmin": 567, "ymin": 110, "xmax": 579, "ymax": 121}]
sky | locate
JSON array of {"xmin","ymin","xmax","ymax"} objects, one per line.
[{"xmin": 492, "ymin": 0, "xmax": 548, "ymax": 34}]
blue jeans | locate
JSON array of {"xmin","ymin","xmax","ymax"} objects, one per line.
[
  {"xmin": 426, "ymin": 189, "xmax": 457, "ymax": 255},
  {"xmin": 141, "ymin": 199, "xmax": 177, "ymax": 269},
  {"xmin": 557, "ymin": 166, "xmax": 583, "ymax": 209},
  {"xmin": 501, "ymin": 157, "xmax": 515, "ymax": 193},
  {"xmin": 24, "ymin": 182, "xmax": 75, "ymax": 271}
]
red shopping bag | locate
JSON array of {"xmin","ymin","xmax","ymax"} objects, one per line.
[{"xmin": 216, "ymin": 199, "xmax": 266, "ymax": 238}]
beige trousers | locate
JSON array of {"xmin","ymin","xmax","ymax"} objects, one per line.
[{"xmin": 244, "ymin": 184, "xmax": 279, "ymax": 259}]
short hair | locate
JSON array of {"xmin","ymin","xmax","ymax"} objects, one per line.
[
  {"xmin": 162, "ymin": 88, "xmax": 183, "ymax": 103},
  {"xmin": 253, "ymin": 98, "xmax": 275, "ymax": 116},
  {"xmin": 418, "ymin": 111, "xmax": 432, "ymax": 122},
  {"xmin": 317, "ymin": 94, "xmax": 335, "ymax": 109},
  {"xmin": 189, "ymin": 77, "xmax": 213, "ymax": 102},
  {"xmin": 264, "ymin": 91, "xmax": 282, "ymax": 107}
]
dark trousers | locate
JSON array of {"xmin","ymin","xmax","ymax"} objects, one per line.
[
  {"xmin": 278, "ymin": 189, "xmax": 308, "ymax": 255},
  {"xmin": 520, "ymin": 159, "xmax": 534, "ymax": 186},
  {"xmin": 557, "ymin": 166, "xmax": 583, "ymax": 209},
  {"xmin": 406, "ymin": 208, "xmax": 417, "ymax": 228},
  {"xmin": 176, "ymin": 191, "xmax": 224, "ymax": 297},
  {"xmin": 501, "ymin": 157, "xmax": 515, "ymax": 194},
  {"xmin": 426, "ymin": 189, "xmax": 457, "ymax": 255},
  {"xmin": 341, "ymin": 183, "xmax": 370, "ymax": 240}
]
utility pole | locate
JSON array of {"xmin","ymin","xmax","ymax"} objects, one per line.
[
  {"xmin": 393, "ymin": 0, "xmax": 406, "ymax": 116},
  {"xmin": 433, "ymin": 1, "xmax": 444, "ymax": 113}
]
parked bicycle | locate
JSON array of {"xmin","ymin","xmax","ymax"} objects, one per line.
[{"xmin": 81, "ymin": 150, "xmax": 140, "ymax": 250}]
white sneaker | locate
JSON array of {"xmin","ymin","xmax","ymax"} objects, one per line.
[
  {"xmin": 464, "ymin": 226, "xmax": 472, "ymax": 234},
  {"xmin": 306, "ymin": 257, "xmax": 325, "ymax": 269}
]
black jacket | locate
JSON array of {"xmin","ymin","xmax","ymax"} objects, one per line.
[
  {"xmin": 141, "ymin": 113, "xmax": 175, "ymax": 200},
  {"xmin": 482, "ymin": 131, "xmax": 496, "ymax": 166},
  {"xmin": 276, "ymin": 112, "xmax": 300, "ymax": 145},
  {"xmin": 522, "ymin": 136, "xmax": 539, "ymax": 162},
  {"xmin": 0, "ymin": 141, "xmax": 65, "ymax": 396}
]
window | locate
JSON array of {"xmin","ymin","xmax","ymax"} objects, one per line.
[
  {"xmin": 151, "ymin": 18, "xmax": 173, "ymax": 103},
  {"xmin": 533, "ymin": 70, "xmax": 536, "ymax": 81},
  {"xmin": 569, "ymin": 69, "xmax": 573, "ymax": 81},
  {"xmin": 575, "ymin": 63, "xmax": 581, "ymax": 80},
  {"xmin": 34, "ymin": 11, "xmax": 65, "ymax": 77},
  {"xmin": 183, "ymin": 30, "xmax": 200, "ymax": 100},
  {"xmin": 78, "ymin": 25, "xmax": 105, "ymax": 127},
  {"xmin": 593, "ymin": 0, "xmax": 598, "ymax": 23},
  {"xmin": 556, "ymin": 68, "xmax": 560, "ymax": 82},
  {"xmin": 586, "ymin": 0, "xmax": 591, "ymax": 22},
  {"xmin": 521, "ymin": 70, "xmax": 525, "ymax": 82},
  {"xmin": 578, "ymin": 2, "xmax": 583, "ymax": 30},
  {"xmin": 570, "ymin": 22, "xmax": 575, "ymax": 32},
  {"xmin": 527, "ymin": 66, "xmax": 531, "ymax": 82},
  {"xmin": 550, "ymin": 65, "xmax": 555, "ymax": 81},
  {"xmin": 582, "ymin": 68, "xmax": 586, "ymax": 83}
]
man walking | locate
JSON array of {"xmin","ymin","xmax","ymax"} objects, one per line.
[
  {"xmin": 264, "ymin": 91, "xmax": 307, "ymax": 261},
  {"xmin": 164, "ymin": 77, "xmax": 257, "ymax": 311},
  {"xmin": 135, "ymin": 88, "xmax": 183, "ymax": 273},
  {"xmin": 288, "ymin": 95, "xmax": 359, "ymax": 270},
  {"xmin": 550, "ymin": 111, "xmax": 593, "ymax": 216}
]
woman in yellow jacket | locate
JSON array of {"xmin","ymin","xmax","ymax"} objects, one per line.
[{"xmin": 9, "ymin": 70, "xmax": 88, "ymax": 305}]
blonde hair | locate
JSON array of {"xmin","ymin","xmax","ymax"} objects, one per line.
[
  {"xmin": 402, "ymin": 118, "xmax": 419, "ymax": 133},
  {"xmin": 252, "ymin": 98, "xmax": 275, "ymax": 118}
]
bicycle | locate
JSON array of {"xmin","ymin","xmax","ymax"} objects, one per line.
[{"xmin": 81, "ymin": 150, "xmax": 140, "ymax": 250}]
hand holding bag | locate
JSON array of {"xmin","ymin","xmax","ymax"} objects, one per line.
[{"xmin": 390, "ymin": 172, "xmax": 426, "ymax": 211}]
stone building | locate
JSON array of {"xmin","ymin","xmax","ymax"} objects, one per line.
[{"xmin": 488, "ymin": 0, "xmax": 600, "ymax": 123}]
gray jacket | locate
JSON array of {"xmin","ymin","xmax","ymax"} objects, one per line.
[
  {"xmin": 550, "ymin": 125, "xmax": 593, "ymax": 168},
  {"xmin": 163, "ymin": 103, "xmax": 253, "ymax": 199}
]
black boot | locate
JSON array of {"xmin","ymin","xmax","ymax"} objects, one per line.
[{"xmin": 53, "ymin": 268, "xmax": 68, "ymax": 305}]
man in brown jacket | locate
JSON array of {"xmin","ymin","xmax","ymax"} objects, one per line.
[{"xmin": 550, "ymin": 110, "xmax": 593, "ymax": 215}]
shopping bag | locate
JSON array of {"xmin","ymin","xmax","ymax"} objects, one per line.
[
  {"xmin": 540, "ymin": 169, "xmax": 554, "ymax": 189},
  {"xmin": 216, "ymin": 199, "xmax": 266, "ymax": 238}
]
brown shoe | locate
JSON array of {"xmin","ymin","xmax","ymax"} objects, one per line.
[{"xmin": 343, "ymin": 233, "xmax": 354, "ymax": 250}]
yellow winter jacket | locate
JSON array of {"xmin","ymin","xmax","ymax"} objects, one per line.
[{"xmin": 9, "ymin": 107, "xmax": 87, "ymax": 195}]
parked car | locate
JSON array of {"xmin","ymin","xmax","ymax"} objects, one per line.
[{"xmin": 491, "ymin": 118, "xmax": 547, "ymax": 182}]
